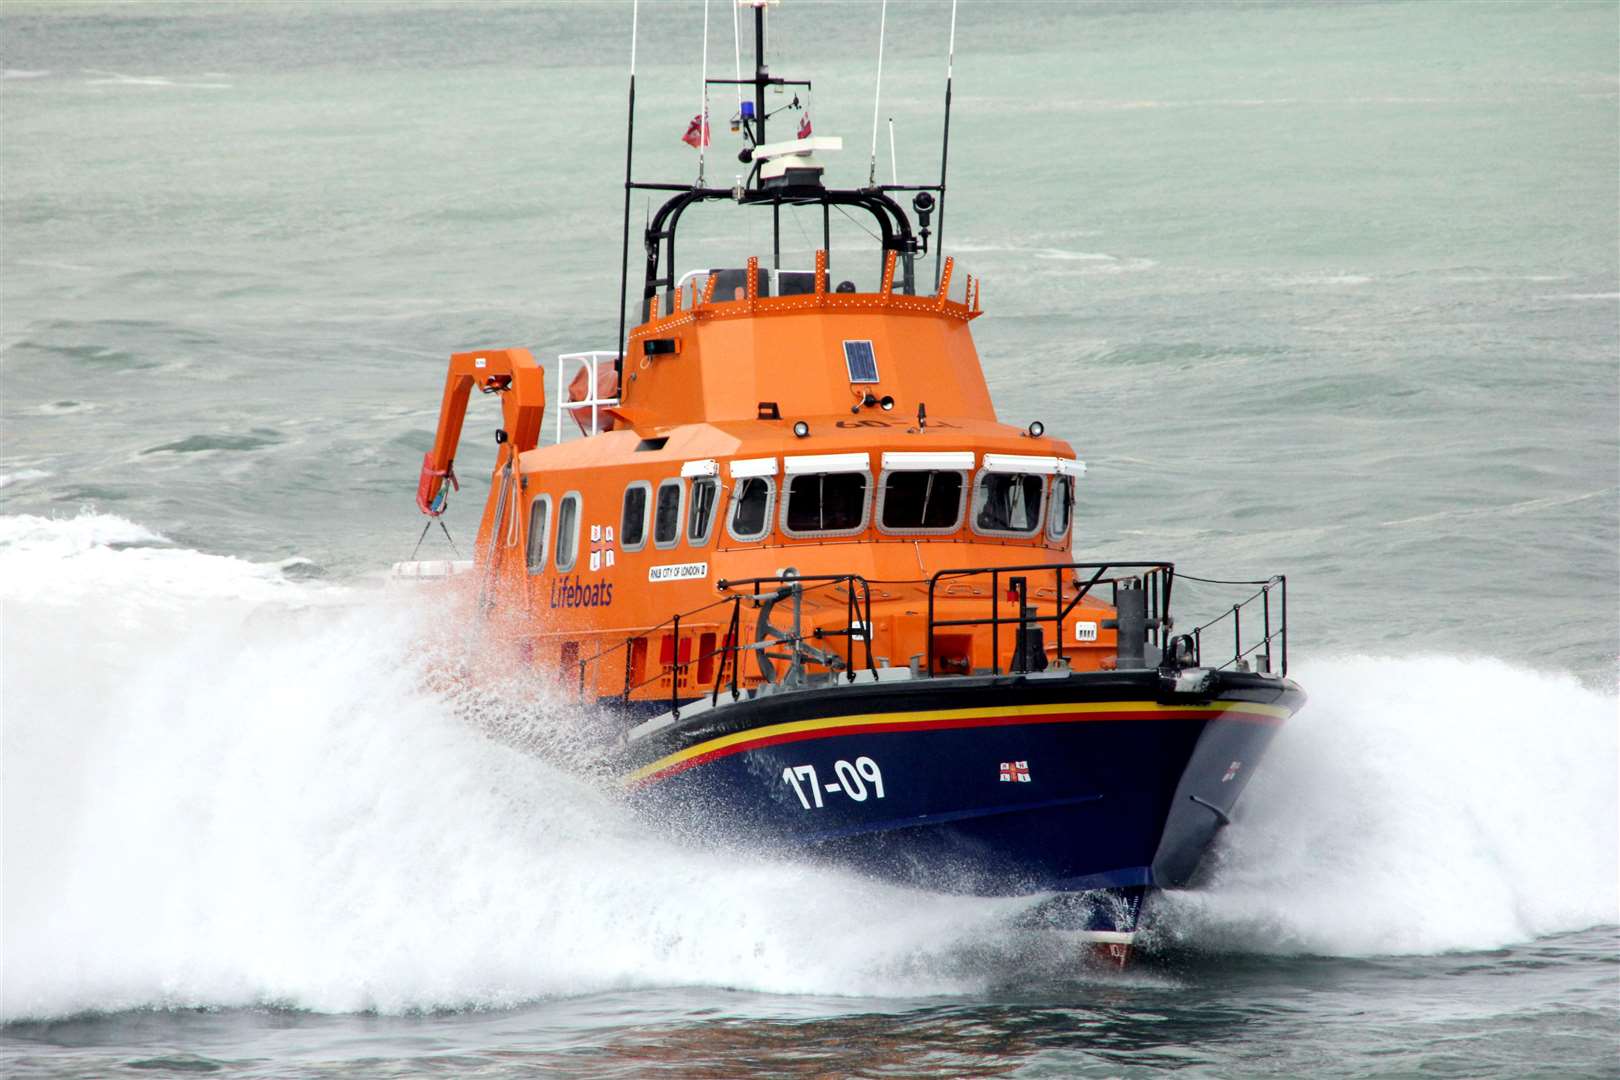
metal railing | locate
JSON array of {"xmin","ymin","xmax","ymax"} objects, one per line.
[
  {"xmin": 1177, "ymin": 574, "xmax": 1289, "ymax": 677},
  {"xmin": 555, "ymin": 351, "xmax": 621, "ymax": 443},
  {"xmin": 926, "ymin": 561, "xmax": 1175, "ymax": 675},
  {"xmin": 574, "ymin": 573, "xmax": 875, "ymax": 721}
]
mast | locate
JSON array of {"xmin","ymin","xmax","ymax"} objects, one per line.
[{"xmin": 616, "ymin": 0, "xmax": 640, "ymax": 383}]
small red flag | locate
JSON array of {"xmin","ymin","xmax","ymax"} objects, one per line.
[
  {"xmin": 682, "ymin": 112, "xmax": 710, "ymax": 148},
  {"xmin": 797, "ymin": 111, "xmax": 813, "ymax": 140}
]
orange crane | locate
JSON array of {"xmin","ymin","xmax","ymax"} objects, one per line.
[{"xmin": 416, "ymin": 348, "xmax": 547, "ymax": 518}]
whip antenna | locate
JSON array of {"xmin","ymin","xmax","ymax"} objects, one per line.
[
  {"xmin": 616, "ymin": 0, "xmax": 640, "ymax": 377},
  {"xmin": 888, "ymin": 116, "xmax": 898, "ymax": 184},
  {"xmin": 867, "ymin": 0, "xmax": 888, "ymax": 186},
  {"xmin": 933, "ymin": 0, "xmax": 957, "ymax": 291},
  {"xmin": 732, "ymin": 0, "xmax": 744, "ymax": 119},
  {"xmin": 697, "ymin": 0, "xmax": 711, "ymax": 185}
]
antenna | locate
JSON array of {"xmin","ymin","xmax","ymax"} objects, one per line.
[
  {"xmin": 933, "ymin": 0, "xmax": 957, "ymax": 292},
  {"xmin": 616, "ymin": 0, "xmax": 639, "ymax": 378},
  {"xmin": 697, "ymin": 0, "xmax": 710, "ymax": 186},
  {"xmin": 887, "ymin": 117, "xmax": 898, "ymax": 184},
  {"xmin": 867, "ymin": 0, "xmax": 888, "ymax": 186}
]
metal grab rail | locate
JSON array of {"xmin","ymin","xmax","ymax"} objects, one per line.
[
  {"xmin": 926, "ymin": 561, "xmax": 1176, "ymax": 675},
  {"xmin": 1178, "ymin": 574, "xmax": 1289, "ymax": 677},
  {"xmin": 574, "ymin": 573, "xmax": 877, "ymax": 719}
]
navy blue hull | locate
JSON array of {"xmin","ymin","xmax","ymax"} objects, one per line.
[{"xmin": 617, "ymin": 670, "xmax": 1303, "ymax": 930}]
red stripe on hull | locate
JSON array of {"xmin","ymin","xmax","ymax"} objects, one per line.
[{"xmin": 630, "ymin": 704, "xmax": 1282, "ymax": 789}]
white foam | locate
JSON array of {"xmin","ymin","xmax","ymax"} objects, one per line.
[
  {"xmin": 0, "ymin": 514, "xmax": 1023, "ymax": 1019},
  {"xmin": 2, "ymin": 515, "xmax": 1615, "ymax": 1018},
  {"xmin": 0, "ymin": 469, "xmax": 51, "ymax": 490},
  {"xmin": 1159, "ymin": 654, "xmax": 1619, "ymax": 956}
]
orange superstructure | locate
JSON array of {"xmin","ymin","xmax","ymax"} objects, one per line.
[{"xmin": 418, "ymin": 245, "xmax": 1122, "ymax": 706}]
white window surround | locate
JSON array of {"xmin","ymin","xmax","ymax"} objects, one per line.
[
  {"xmin": 687, "ymin": 477, "xmax": 720, "ymax": 547},
  {"xmin": 728, "ymin": 457, "xmax": 778, "ymax": 479},
  {"xmin": 982, "ymin": 453, "xmax": 1062, "ymax": 475},
  {"xmin": 652, "ymin": 478, "xmax": 685, "ymax": 550},
  {"xmin": 780, "ymin": 469, "xmax": 873, "ymax": 539},
  {"xmin": 880, "ymin": 451, "xmax": 976, "ymax": 472},
  {"xmin": 1047, "ymin": 475, "xmax": 1075, "ymax": 543},
  {"xmin": 969, "ymin": 468, "xmax": 1046, "ymax": 539},
  {"xmin": 726, "ymin": 476, "xmax": 776, "ymax": 542},
  {"xmin": 874, "ymin": 468, "xmax": 968, "ymax": 536},
  {"xmin": 555, "ymin": 492, "xmax": 583, "ymax": 572},
  {"xmin": 784, "ymin": 452, "xmax": 871, "ymax": 475},
  {"xmin": 525, "ymin": 494, "xmax": 553, "ymax": 575},
  {"xmin": 619, "ymin": 480, "xmax": 652, "ymax": 553}
]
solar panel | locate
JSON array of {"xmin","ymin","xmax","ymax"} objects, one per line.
[{"xmin": 843, "ymin": 340, "xmax": 879, "ymax": 383}]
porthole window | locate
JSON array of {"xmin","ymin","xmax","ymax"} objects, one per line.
[
  {"xmin": 727, "ymin": 476, "xmax": 775, "ymax": 542},
  {"xmin": 1048, "ymin": 476, "xmax": 1074, "ymax": 542},
  {"xmin": 877, "ymin": 470, "xmax": 966, "ymax": 534},
  {"xmin": 972, "ymin": 471, "xmax": 1045, "ymax": 537},
  {"xmin": 653, "ymin": 478, "xmax": 684, "ymax": 549},
  {"xmin": 525, "ymin": 495, "xmax": 552, "ymax": 574},
  {"xmin": 621, "ymin": 481, "xmax": 651, "ymax": 552},
  {"xmin": 687, "ymin": 477, "xmax": 719, "ymax": 547},
  {"xmin": 782, "ymin": 472, "xmax": 870, "ymax": 538},
  {"xmin": 555, "ymin": 492, "xmax": 582, "ymax": 571}
]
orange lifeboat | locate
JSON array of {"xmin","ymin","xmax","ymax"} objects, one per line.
[{"xmin": 405, "ymin": 4, "xmax": 1304, "ymax": 962}]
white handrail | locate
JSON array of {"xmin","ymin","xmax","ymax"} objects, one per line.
[{"xmin": 556, "ymin": 351, "xmax": 622, "ymax": 443}]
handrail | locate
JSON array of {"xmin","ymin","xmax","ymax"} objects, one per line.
[
  {"xmin": 574, "ymin": 572, "xmax": 878, "ymax": 718},
  {"xmin": 1178, "ymin": 573, "xmax": 1289, "ymax": 677},
  {"xmin": 926, "ymin": 560, "xmax": 1176, "ymax": 676}
]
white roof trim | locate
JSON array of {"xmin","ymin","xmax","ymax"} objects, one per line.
[
  {"xmin": 982, "ymin": 453, "xmax": 1062, "ymax": 475},
  {"xmin": 784, "ymin": 452, "xmax": 871, "ymax": 475},
  {"xmin": 728, "ymin": 457, "xmax": 778, "ymax": 479},
  {"xmin": 1057, "ymin": 458, "xmax": 1087, "ymax": 478},
  {"xmin": 680, "ymin": 458, "xmax": 719, "ymax": 478},
  {"xmin": 880, "ymin": 451, "xmax": 976, "ymax": 472}
]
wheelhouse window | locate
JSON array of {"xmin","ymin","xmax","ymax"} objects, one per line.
[
  {"xmin": 1048, "ymin": 476, "xmax": 1074, "ymax": 542},
  {"xmin": 782, "ymin": 472, "xmax": 870, "ymax": 537},
  {"xmin": 653, "ymin": 479, "xmax": 684, "ymax": 549},
  {"xmin": 620, "ymin": 481, "xmax": 651, "ymax": 552},
  {"xmin": 728, "ymin": 476, "xmax": 774, "ymax": 541},
  {"xmin": 525, "ymin": 495, "xmax": 551, "ymax": 574},
  {"xmin": 687, "ymin": 477, "xmax": 718, "ymax": 546},
  {"xmin": 555, "ymin": 492, "xmax": 582, "ymax": 571},
  {"xmin": 878, "ymin": 470, "xmax": 966, "ymax": 533},
  {"xmin": 973, "ymin": 471, "xmax": 1045, "ymax": 537}
]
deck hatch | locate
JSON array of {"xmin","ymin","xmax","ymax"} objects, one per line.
[{"xmin": 843, "ymin": 340, "xmax": 879, "ymax": 383}]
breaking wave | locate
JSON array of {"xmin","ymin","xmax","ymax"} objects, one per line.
[{"xmin": 2, "ymin": 514, "xmax": 1615, "ymax": 1019}]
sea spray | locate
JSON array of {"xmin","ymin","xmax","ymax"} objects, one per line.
[
  {"xmin": 1156, "ymin": 655, "xmax": 1619, "ymax": 955},
  {"xmin": 0, "ymin": 514, "xmax": 1021, "ymax": 1019},
  {"xmin": 3, "ymin": 514, "xmax": 1616, "ymax": 1020}
]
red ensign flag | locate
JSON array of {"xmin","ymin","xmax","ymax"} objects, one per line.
[{"xmin": 682, "ymin": 112, "xmax": 710, "ymax": 148}]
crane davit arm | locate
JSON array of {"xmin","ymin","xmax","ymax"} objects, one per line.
[{"xmin": 417, "ymin": 348, "xmax": 547, "ymax": 516}]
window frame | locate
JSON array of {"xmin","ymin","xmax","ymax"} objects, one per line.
[
  {"xmin": 652, "ymin": 477, "xmax": 685, "ymax": 550},
  {"xmin": 970, "ymin": 468, "xmax": 1047, "ymax": 539},
  {"xmin": 620, "ymin": 480, "xmax": 652, "ymax": 553},
  {"xmin": 555, "ymin": 491, "xmax": 583, "ymax": 572},
  {"xmin": 779, "ymin": 469, "xmax": 873, "ymax": 540},
  {"xmin": 1047, "ymin": 475, "xmax": 1075, "ymax": 543},
  {"xmin": 686, "ymin": 476, "xmax": 720, "ymax": 547},
  {"xmin": 874, "ymin": 468, "xmax": 969, "ymax": 536},
  {"xmin": 726, "ymin": 475, "xmax": 776, "ymax": 543},
  {"xmin": 525, "ymin": 494, "xmax": 553, "ymax": 575}
]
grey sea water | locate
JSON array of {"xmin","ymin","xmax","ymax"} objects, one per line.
[{"xmin": 2, "ymin": 2, "xmax": 1616, "ymax": 1077}]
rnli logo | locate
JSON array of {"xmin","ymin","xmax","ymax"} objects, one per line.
[{"xmin": 589, "ymin": 524, "xmax": 616, "ymax": 572}]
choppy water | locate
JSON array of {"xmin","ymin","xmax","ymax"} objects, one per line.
[{"xmin": 3, "ymin": 2, "xmax": 1617, "ymax": 1077}]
